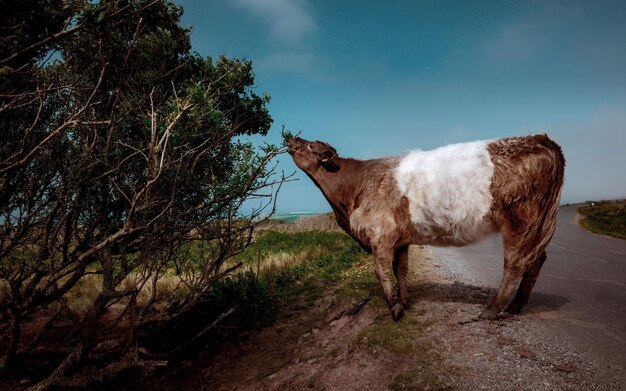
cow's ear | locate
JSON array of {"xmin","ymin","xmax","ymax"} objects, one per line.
[
  {"xmin": 319, "ymin": 149, "xmax": 336, "ymax": 163},
  {"xmin": 319, "ymin": 149, "xmax": 339, "ymax": 171}
]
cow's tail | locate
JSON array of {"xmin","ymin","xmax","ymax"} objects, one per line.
[{"xmin": 520, "ymin": 134, "xmax": 566, "ymax": 265}]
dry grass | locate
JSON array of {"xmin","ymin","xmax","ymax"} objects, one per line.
[
  {"xmin": 54, "ymin": 233, "xmax": 345, "ymax": 316},
  {"xmin": 53, "ymin": 270, "xmax": 188, "ymax": 315},
  {"xmin": 62, "ymin": 273, "xmax": 103, "ymax": 315},
  {"xmin": 119, "ymin": 270, "xmax": 191, "ymax": 308},
  {"xmin": 4, "ymin": 215, "xmax": 347, "ymax": 322},
  {"xmin": 241, "ymin": 245, "xmax": 328, "ymax": 276}
]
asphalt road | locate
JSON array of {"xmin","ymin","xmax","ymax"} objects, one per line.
[{"xmin": 433, "ymin": 205, "xmax": 626, "ymax": 380}]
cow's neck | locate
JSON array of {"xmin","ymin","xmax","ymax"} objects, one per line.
[{"xmin": 307, "ymin": 158, "xmax": 362, "ymax": 228}]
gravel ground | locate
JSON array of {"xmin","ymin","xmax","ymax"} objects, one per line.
[{"xmin": 426, "ymin": 246, "xmax": 624, "ymax": 391}]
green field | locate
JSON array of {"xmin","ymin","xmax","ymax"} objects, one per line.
[{"xmin": 578, "ymin": 200, "xmax": 626, "ymax": 240}]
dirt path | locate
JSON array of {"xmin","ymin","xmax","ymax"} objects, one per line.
[{"xmin": 158, "ymin": 246, "xmax": 623, "ymax": 390}]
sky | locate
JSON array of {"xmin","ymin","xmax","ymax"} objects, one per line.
[{"xmin": 176, "ymin": 0, "xmax": 626, "ymax": 213}]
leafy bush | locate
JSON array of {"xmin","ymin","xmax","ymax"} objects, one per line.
[{"xmin": 0, "ymin": 0, "xmax": 286, "ymax": 386}]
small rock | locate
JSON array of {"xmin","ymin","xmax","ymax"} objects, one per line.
[
  {"xmin": 19, "ymin": 379, "xmax": 29, "ymax": 385},
  {"xmin": 457, "ymin": 317, "xmax": 479, "ymax": 325},
  {"xmin": 554, "ymin": 363, "xmax": 576, "ymax": 373},
  {"xmin": 515, "ymin": 346, "xmax": 537, "ymax": 360},
  {"xmin": 496, "ymin": 336, "xmax": 514, "ymax": 346}
]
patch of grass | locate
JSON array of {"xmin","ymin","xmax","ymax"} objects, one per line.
[
  {"xmin": 578, "ymin": 200, "xmax": 626, "ymax": 240},
  {"xmin": 235, "ymin": 230, "xmax": 349, "ymax": 264},
  {"xmin": 357, "ymin": 312, "xmax": 434, "ymax": 353},
  {"xmin": 143, "ymin": 230, "xmax": 368, "ymax": 354},
  {"xmin": 336, "ymin": 258, "xmax": 381, "ymax": 302},
  {"xmin": 262, "ymin": 235, "xmax": 368, "ymax": 315},
  {"xmin": 209, "ymin": 231, "xmax": 368, "ymax": 330},
  {"xmin": 389, "ymin": 367, "xmax": 453, "ymax": 391}
]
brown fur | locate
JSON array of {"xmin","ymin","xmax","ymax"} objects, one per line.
[{"xmin": 288, "ymin": 135, "xmax": 565, "ymax": 321}]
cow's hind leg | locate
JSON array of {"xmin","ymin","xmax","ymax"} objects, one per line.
[
  {"xmin": 479, "ymin": 224, "xmax": 528, "ymax": 320},
  {"xmin": 373, "ymin": 247, "xmax": 403, "ymax": 321},
  {"xmin": 393, "ymin": 245, "xmax": 409, "ymax": 308},
  {"xmin": 478, "ymin": 262, "xmax": 524, "ymax": 320},
  {"xmin": 506, "ymin": 250, "xmax": 547, "ymax": 314}
]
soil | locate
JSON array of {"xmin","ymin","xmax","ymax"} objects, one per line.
[{"xmin": 151, "ymin": 246, "xmax": 624, "ymax": 391}]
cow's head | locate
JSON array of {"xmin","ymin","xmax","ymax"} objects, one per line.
[{"xmin": 288, "ymin": 137, "xmax": 339, "ymax": 173}]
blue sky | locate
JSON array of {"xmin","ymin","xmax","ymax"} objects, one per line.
[{"xmin": 177, "ymin": 0, "xmax": 626, "ymax": 212}]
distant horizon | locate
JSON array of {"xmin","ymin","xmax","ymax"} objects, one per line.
[{"xmin": 273, "ymin": 196, "xmax": 626, "ymax": 215}]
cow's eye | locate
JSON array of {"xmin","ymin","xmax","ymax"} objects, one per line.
[{"xmin": 307, "ymin": 144, "xmax": 312, "ymax": 150}]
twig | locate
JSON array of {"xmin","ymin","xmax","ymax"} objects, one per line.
[{"xmin": 333, "ymin": 298, "xmax": 370, "ymax": 320}]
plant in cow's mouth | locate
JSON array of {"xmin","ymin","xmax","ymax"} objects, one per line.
[{"xmin": 280, "ymin": 127, "xmax": 298, "ymax": 146}]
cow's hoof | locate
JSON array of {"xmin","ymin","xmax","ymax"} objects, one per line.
[
  {"xmin": 478, "ymin": 309, "xmax": 498, "ymax": 320},
  {"xmin": 391, "ymin": 303, "xmax": 404, "ymax": 321},
  {"xmin": 505, "ymin": 301, "xmax": 523, "ymax": 314}
]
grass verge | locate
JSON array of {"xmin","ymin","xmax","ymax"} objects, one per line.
[
  {"xmin": 202, "ymin": 230, "xmax": 368, "ymax": 329},
  {"xmin": 578, "ymin": 200, "xmax": 626, "ymax": 240},
  {"xmin": 142, "ymin": 230, "xmax": 368, "ymax": 354}
]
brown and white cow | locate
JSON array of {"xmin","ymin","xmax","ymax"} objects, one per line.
[{"xmin": 288, "ymin": 134, "xmax": 565, "ymax": 321}]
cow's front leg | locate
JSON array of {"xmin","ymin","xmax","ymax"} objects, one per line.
[
  {"xmin": 373, "ymin": 247, "xmax": 403, "ymax": 321},
  {"xmin": 393, "ymin": 245, "xmax": 409, "ymax": 308}
]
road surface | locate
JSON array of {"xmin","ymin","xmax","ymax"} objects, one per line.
[{"xmin": 432, "ymin": 205, "xmax": 626, "ymax": 383}]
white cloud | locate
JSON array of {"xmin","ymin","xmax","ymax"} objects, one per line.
[
  {"xmin": 233, "ymin": 0, "xmax": 316, "ymax": 44},
  {"xmin": 257, "ymin": 52, "xmax": 317, "ymax": 74},
  {"xmin": 484, "ymin": 3, "xmax": 581, "ymax": 66},
  {"xmin": 485, "ymin": 20, "xmax": 542, "ymax": 65}
]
